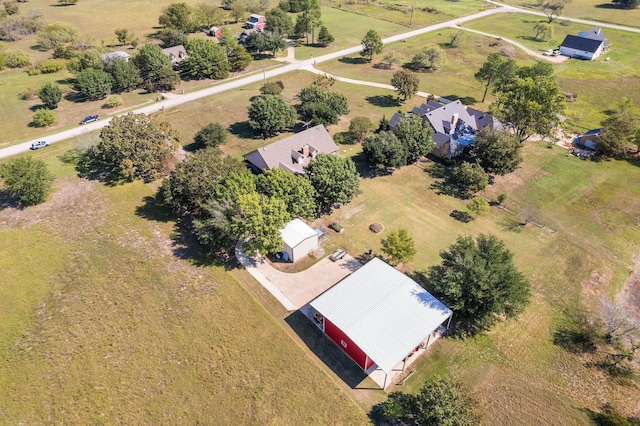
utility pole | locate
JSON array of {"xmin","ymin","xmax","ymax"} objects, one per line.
[
  {"xmin": 409, "ymin": 6, "xmax": 414, "ymax": 26},
  {"xmin": 262, "ymin": 61, "xmax": 266, "ymax": 85}
]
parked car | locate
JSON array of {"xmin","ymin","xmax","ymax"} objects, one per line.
[
  {"xmin": 80, "ymin": 115, "xmax": 99, "ymax": 125},
  {"xmin": 30, "ymin": 140, "xmax": 50, "ymax": 150},
  {"xmin": 543, "ymin": 49, "xmax": 554, "ymax": 56},
  {"xmin": 552, "ymin": 49, "xmax": 561, "ymax": 56},
  {"xmin": 329, "ymin": 247, "xmax": 347, "ymax": 262}
]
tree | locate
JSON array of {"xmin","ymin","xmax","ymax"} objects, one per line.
[
  {"xmin": 104, "ymin": 59, "xmax": 141, "ymax": 93},
  {"xmin": 533, "ymin": 22, "xmax": 553, "ymax": 41},
  {"xmin": 217, "ymin": 27, "xmax": 237, "ymax": 48},
  {"xmin": 193, "ymin": 122, "xmax": 228, "ymax": 148},
  {"xmin": 452, "ymin": 162, "xmax": 489, "ymax": 194},
  {"xmin": 154, "ymin": 65, "xmax": 180, "ymax": 91},
  {"xmin": 392, "ymin": 115, "xmax": 435, "ymax": 163},
  {"xmin": 215, "ymin": 171, "xmax": 257, "ymax": 205},
  {"xmin": 38, "ymin": 82, "xmax": 62, "ymax": 109},
  {"xmin": 538, "ymin": 0, "xmax": 571, "ymax": 22},
  {"xmin": 260, "ymin": 81, "xmax": 284, "ymax": 95},
  {"xmin": 159, "ymin": 2, "xmax": 201, "ymax": 33},
  {"xmin": 390, "ymin": 69, "xmax": 419, "ymax": 101},
  {"xmin": 491, "ymin": 74, "xmax": 565, "ymax": 142},
  {"xmin": 612, "ymin": 0, "xmax": 639, "ymax": 7},
  {"xmin": 96, "ymin": 113, "xmax": 179, "ymax": 182},
  {"xmin": 382, "ymin": 376, "xmax": 478, "ymax": 425},
  {"xmin": 192, "ymin": 198, "xmax": 234, "ymax": 248},
  {"xmin": 428, "ymin": 234, "xmax": 530, "ymax": 335},
  {"xmin": 381, "ymin": 228, "xmax": 416, "ymax": 265},
  {"xmin": 467, "ymin": 196, "xmax": 490, "ymax": 217},
  {"xmin": 115, "ymin": 28, "xmax": 131, "ymax": 45},
  {"xmin": 363, "ymin": 131, "xmax": 408, "ymax": 171},
  {"xmin": 74, "ymin": 68, "xmax": 112, "ymax": 100},
  {"xmin": 474, "ymin": 53, "xmax": 517, "ymax": 103},
  {"xmin": 348, "ymin": 116, "xmax": 374, "ymax": 142},
  {"xmin": 317, "ymin": 26, "xmax": 334, "ymax": 47},
  {"xmin": 597, "ymin": 99, "xmax": 639, "ymax": 157},
  {"xmin": 157, "ymin": 28, "xmax": 188, "ymax": 48},
  {"xmin": 198, "ymin": 3, "xmax": 228, "ymax": 26},
  {"xmin": 67, "ymin": 49, "xmax": 102, "ymax": 74},
  {"xmin": 265, "ymin": 7, "xmax": 293, "ymax": 36},
  {"xmin": 304, "ymin": 153, "xmax": 360, "ymax": 212},
  {"xmin": 230, "ymin": 192, "xmax": 290, "ymax": 255},
  {"xmin": 230, "ymin": 3, "xmax": 247, "ymax": 23},
  {"xmin": 32, "ymin": 109, "xmax": 56, "ymax": 127},
  {"xmin": 381, "ymin": 52, "xmax": 399, "ymax": 70},
  {"xmin": 257, "ymin": 168, "xmax": 317, "ymax": 220},
  {"xmin": 58, "ymin": 0, "xmax": 78, "ymax": 4},
  {"xmin": 162, "ymin": 147, "xmax": 244, "ymax": 216},
  {"xmin": 245, "ymin": 31, "xmax": 286, "ymax": 56},
  {"xmin": 227, "ymin": 43, "xmax": 252, "ymax": 72},
  {"xmin": 182, "ymin": 38, "xmax": 230, "ymax": 80},
  {"xmin": 0, "ymin": 156, "xmax": 53, "ymax": 206},
  {"xmin": 248, "ymin": 95, "xmax": 297, "ymax": 137},
  {"xmin": 360, "ymin": 29, "xmax": 383, "ymax": 62},
  {"xmin": 36, "ymin": 23, "xmax": 78, "ymax": 50},
  {"xmin": 298, "ymin": 84, "xmax": 349, "ymax": 126},
  {"xmin": 132, "ymin": 43, "xmax": 176, "ymax": 89},
  {"xmin": 411, "ymin": 44, "xmax": 445, "ymax": 71},
  {"xmin": 474, "ymin": 128, "xmax": 523, "ymax": 175}
]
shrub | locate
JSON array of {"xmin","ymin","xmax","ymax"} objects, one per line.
[
  {"xmin": 18, "ymin": 88, "xmax": 36, "ymax": 100},
  {"xmin": 5, "ymin": 49, "xmax": 31, "ymax": 67},
  {"xmin": 260, "ymin": 81, "xmax": 284, "ymax": 95},
  {"xmin": 104, "ymin": 94, "xmax": 124, "ymax": 108},
  {"xmin": 497, "ymin": 193, "xmax": 508, "ymax": 204},
  {"xmin": 38, "ymin": 82, "xmax": 62, "ymax": 109},
  {"xmin": 193, "ymin": 122, "xmax": 228, "ymax": 148},
  {"xmin": 32, "ymin": 109, "xmax": 57, "ymax": 127},
  {"xmin": 53, "ymin": 45, "xmax": 75, "ymax": 59},
  {"xmin": 0, "ymin": 156, "xmax": 53, "ymax": 206},
  {"xmin": 38, "ymin": 58, "xmax": 65, "ymax": 73}
]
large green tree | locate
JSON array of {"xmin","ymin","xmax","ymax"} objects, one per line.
[
  {"xmin": 452, "ymin": 161, "xmax": 489, "ymax": 195},
  {"xmin": 0, "ymin": 156, "xmax": 53, "ymax": 206},
  {"xmin": 132, "ymin": 44, "xmax": 177, "ymax": 90},
  {"xmin": 360, "ymin": 29, "xmax": 383, "ymax": 62},
  {"xmin": 381, "ymin": 228, "xmax": 416, "ymax": 265},
  {"xmin": 474, "ymin": 53, "xmax": 517, "ymax": 103},
  {"xmin": 304, "ymin": 153, "xmax": 360, "ymax": 211},
  {"xmin": 248, "ymin": 95, "xmax": 297, "ymax": 137},
  {"xmin": 363, "ymin": 131, "xmax": 408, "ymax": 172},
  {"xmin": 474, "ymin": 128, "xmax": 523, "ymax": 175},
  {"xmin": 182, "ymin": 38, "xmax": 230, "ymax": 80},
  {"xmin": 348, "ymin": 116, "xmax": 374, "ymax": 142},
  {"xmin": 538, "ymin": 0, "xmax": 571, "ymax": 22},
  {"xmin": 612, "ymin": 0, "xmax": 639, "ymax": 7},
  {"xmin": 265, "ymin": 7, "xmax": 293, "ymax": 36},
  {"xmin": 159, "ymin": 2, "xmax": 202, "ymax": 33},
  {"xmin": 74, "ymin": 68, "xmax": 112, "ymax": 100},
  {"xmin": 391, "ymin": 69, "xmax": 419, "ymax": 101},
  {"xmin": 36, "ymin": 23, "xmax": 78, "ymax": 50},
  {"xmin": 38, "ymin": 82, "xmax": 62, "ymax": 109},
  {"xmin": 194, "ymin": 122, "xmax": 228, "ymax": 148},
  {"xmin": 382, "ymin": 376, "xmax": 478, "ymax": 425},
  {"xmin": 104, "ymin": 59, "xmax": 141, "ymax": 93},
  {"xmin": 297, "ymin": 84, "xmax": 349, "ymax": 126},
  {"xmin": 392, "ymin": 115, "xmax": 435, "ymax": 163},
  {"xmin": 597, "ymin": 99, "xmax": 640, "ymax": 157},
  {"xmin": 257, "ymin": 168, "xmax": 316, "ymax": 220},
  {"xmin": 96, "ymin": 113, "xmax": 179, "ymax": 182},
  {"xmin": 317, "ymin": 26, "xmax": 334, "ymax": 47},
  {"xmin": 227, "ymin": 44, "xmax": 252, "ymax": 72},
  {"xmin": 410, "ymin": 44, "xmax": 444, "ymax": 71},
  {"xmin": 244, "ymin": 31, "xmax": 287, "ymax": 56},
  {"xmin": 427, "ymin": 234, "xmax": 530, "ymax": 335}
]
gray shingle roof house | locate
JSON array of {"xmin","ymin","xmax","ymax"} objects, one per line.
[
  {"xmin": 560, "ymin": 27, "xmax": 610, "ymax": 60},
  {"xmin": 101, "ymin": 51, "xmax": 130, "ymax": 63},
  {"xmin": 243, "ymin": 125, "xmax": 339, "ymax": 174},
  {"xmin": 390, "ymin": 100, "xmax": 494, "ymax": 159},
  {"xmin": 162, "ymin": 45, "xmax": 187, "ymax": 64}
]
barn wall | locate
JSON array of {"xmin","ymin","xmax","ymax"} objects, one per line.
[
  {"xmin": 292, "ymin": 235, "xmax": 318, "ymax": 262},
  {"xmin": 324, "ymin": 317, "xmax": 369, "ymax": 370}
]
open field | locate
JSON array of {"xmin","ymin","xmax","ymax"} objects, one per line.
[{"xmin": 465, "ymin": 13, "xmax": 640, "ymax": 131}]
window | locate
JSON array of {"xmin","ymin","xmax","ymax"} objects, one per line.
[{"xmin": 341, "ymin": 340, "xmax": 347, "ymax": 348}]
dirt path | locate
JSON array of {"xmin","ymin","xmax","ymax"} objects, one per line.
[{"xmin": 617, "ymin": 254, "xmax": 640, "ymax": 321}]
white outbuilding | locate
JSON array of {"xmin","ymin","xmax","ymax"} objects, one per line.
[{"xmin": 279, "ymin": 219, "xmax": 318, "ymax": 262}]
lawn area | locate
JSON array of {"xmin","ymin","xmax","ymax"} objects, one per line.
[{"xmin": 315, "ymin": 28, "xmax": 535, "ymax": 107}]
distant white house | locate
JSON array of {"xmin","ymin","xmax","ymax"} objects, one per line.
[
  {"xmin": 101, "ymin": 51, "xmax": 130, "ymax": 63},
  {"xmin": 559, "ymin": 27, "xmax": 610, "ymax": 60},
  {"xmin": 280, "ymin": 219, "xmax": 318, "ymax": 263}
]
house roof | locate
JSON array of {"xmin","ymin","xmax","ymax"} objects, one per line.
[
  {"xmin": 101, "ymin": 51, "xmax": 130, "ymax": 62},
  {"xmin": 578, "ymin": 27, "xmax": 606, "ymax": 42},
  {"xmin": 162, "ymin": 45, "xmax": 187, "ymax": 63},
  {"xmin": 243, "ymin": 125, "xmax": 338, "ymax": 174},
  {"xmin": 249, "ymin": 13, "xmax": 263, "ymax": 19},
  {"xmin": 560, "ymin": 35, "xmax": 603, "ymax": 53},
  {"xmin": 310, "ymin": 258, "xmax": 452, "ymax": 374},
  {"xmin": 280, "ymin": 219, "xmax": 316, "ymax": 248}
]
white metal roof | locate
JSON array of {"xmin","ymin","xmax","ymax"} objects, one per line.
[
  {"xmin": 310, "ymin": 257, "xmax": 452, "ymax": 373},
  {"xmin": 280, "ymin": 219, "xmax": 317, "ymax": 248}
]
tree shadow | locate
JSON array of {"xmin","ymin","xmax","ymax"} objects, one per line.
[
  {"xmin": 284, "ymin": 310, "xmax": 371, "ymax": 389},
  {"xmin": 338, "ymin": 56, "xmax": 368, "ymax": 65},
  {"xmin": 0, "ymin": 190, "xmax": 23, "ymax": 211},
  {"xmin": 552, "ymin": 305, "xmax": 600, "ymax": 354},
  {"xmin": 440, "ymin": 94, "xmax": 478, "ymax": 105},
  {"xmin": 450, "ymin": 210, "xmax": 473, "ymax": 223},
  {"xmin": 228, "ymin": 121, "xmax": 257, "ymax": 140},
  {"xmin": 429, "ymin": 178, "xmax": 468, "ymax": 199},
  {"xmin": 169, "ymin": 217, "xmax": 237, "ymax": 270},
  {"xmin": 56, "ymin": 77, "xmax": 75, "ymax": 85},
  {"xmin": 499, "ymin": 216, "xmax": 525, "ymax": 232},
  {"xmin": 134, "ymin": 194, "xmax": 174, "ymax": 223},
  {"xmin": 365, "ymin": 94, "xmax": 400, "ymax": 108},
  {"xmin": 350, "ymin": 151, "xmax": 377, "ymax": 179},
  {"xmin": 595, "ymin": 3, "xmax": 622, "ymax": 8},
  {"xmin": 519, "ymin": 35, "xmax": 546, "ymax": 43},
  {"xmin": 63, "ymin": 91, "xmax": 84, "ymax": 103},
  {"xmin": 60, "ymin": 147, "xmax": 121, "ymax": 184}
]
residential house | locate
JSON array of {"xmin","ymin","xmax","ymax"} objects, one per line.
[
  {"xmin": 559, "ymin": 27, "xmax": 610, "ymax": 60},
  {"xmin": 389, "ymin": 100, "xmax": 494, "ymax": 159},
  {"xmin": 246, "ymin": 14, "xmax": 266, "ymax": 31},
  {"xmin": 162, "ymin": 45, "xmax": 187, "ymax": 64},
  {"xmin": 101, "ymin": 51, "xmax": 130, "ymax": 63},
  {"xmin": 308, "ymin": 257, "xmax": 453, "ymax": 389},
  {"xmin": 576, "ymin": 128, "xmax": 602, "ymax": 150},
  {"xmin": 243, "ymin": 125, "xmax": 339, "ymax": 174},
  {"xmin": 280, "ymin": 219, "xmax": 319, "ymax": 263}
]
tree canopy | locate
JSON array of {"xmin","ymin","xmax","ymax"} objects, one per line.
[
  {"xmin": 427, "ymin": 234, "xmax": 530, "ymax": 335},
  {"xmin": 158, "ymin": 2, "xmax": 203, "ymax": 33},
  {"xmin": 391, "ymin": 69, "xmax": 419, "ymax": 101},
  {"xmin": 392, "ymin": 115, "xmax": 435, "ymax": 163},
  {"xmin": 474, "ymin": 128, "xmax": 523, "ymax": 175},
  {"xmin": 265, "ymin": 7, "xmax": 293, "ymax": 36},
  {"xmin": 410, "ymin": 44, "xmax": 444, "ymax": 71},
  {"xmin": 257, "ymin": 168, "xmax": 317, "ymax": 220},
  {"xmin": 248, "ymin": 95, "xmax": 297, "ymax": 137},
  {"xmin": 381, "ymin": 228, "xmax": 416, "ymax": 265},
  {"xmin": 597, "ymin": 99, "xmax": 640, "ymax": 157},
  {"xmin": 244, "ymin": 31, "xmax": 287, "ymax": 56},
  {"xmin": 194, "ymin": 122, "xmax": 228, "ymax": 148},
  {"xmin": 474, "ymin": 53, "xmax": 517, "ymax": 103},
  {"xmin": 182, "ymin": 38, "xmax": 230, "ymax": 80},
  {"xmin": 317, "ymin": 26, "xmax": 334, "ymax": 47},
  {"xmin": 538, "ymin": 0, "xmax": 571, "ymax": 21},
  {"xmin": 104, "ymin": 59, "xmax": 142, "ymax": 93},
  {"xmin": 38, "ymin": 82, "xmax": 62, "ymax": 109},
  {"xmin": 363, "ymin": 131, "xmax": 408, "ymax": 172},
  {"xmin": 348, "ymin": 116, "xmax": 374, "ymax": 143},
  {"xmin": 96, "ymin": 113, "xmax": 179, "ymax": 182},
  {"xmin": 0, "ymin": 156, "xmax": 53, "ymax": 206},
  {"xmin": 360, "ymin": 29, "xmax": 383, "ymax": 62},
  {"xmin": 74, "ymin": 68, "xmax": 112, "ymax": 100},
  {"xmin": 132, "ymin": 44, "xmax": 177, "ymax": 90},
  {"xmin": 452, "ymin": 161, "xmax": 489, "ymax": 195},
  {"xmin": 304, "ymin": 153, "xmax": 360, "ymax": 212},
  {"xmin": 297, "ymin": 84, "xmax": 349, "ymax": 126}
]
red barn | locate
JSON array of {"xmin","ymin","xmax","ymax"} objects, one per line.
[{"xmin": 309, "ymin": 258, "xmax": 452, "ymax": 388}]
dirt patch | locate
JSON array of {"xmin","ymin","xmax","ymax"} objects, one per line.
[{"xmin": 616, "ymin": 254, "xmax": 640, "ymax": 321}]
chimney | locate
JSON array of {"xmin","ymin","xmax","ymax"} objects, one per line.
[
  {"xmin": 451, "ymin": 113, "xmax": 459, "ymax": 134},
  {"xmin": 301, "ymin": 144, "xmax": 310, "ymax": 158},
  {"xmin": 595, "ymin": 27, "xmax": 601, "ymax": 35}
]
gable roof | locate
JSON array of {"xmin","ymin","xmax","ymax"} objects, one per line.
[
  {"xmin": 280, "ymin": 219, "xmax": 316, "ymax": 248},
  {"xmin": 162, "ymin": 45, "xmax": 187, "ymax": 63},
  {"xmin": 560, "ymin": 35, "xmax": 603, "ymax": 53},
  {"xmin": 578, "ymin": 27, "xmax": 606, "ymax": 42},
  {"xmin": 243, "ymin": 125, "xmax": 338, "ymax": 174},
  {"xmin": 101, "ymin": 51, "xmax": 130, "ymax": 62},
  {"xmin": 310, "ymin": 258, "xmax": 452, "ymax": 373}
]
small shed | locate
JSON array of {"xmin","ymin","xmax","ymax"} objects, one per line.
[
  {"xmin": 577, "ymin": 128, "xmax": 602, "ymax": 150},
  {"xmin": 209, "ymin": 26, "xmax": 222, "ymax": 37},
  {"xmin": 280, "ymin": 219, "xmax": 318, "ymax": 263},
  {"xmin": 101, "ymin": 51, "xmax": 130, "ymax": 63}
]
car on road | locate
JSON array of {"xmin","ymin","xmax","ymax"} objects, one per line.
[
  {"xmin": 543, "ymin": 49, "xmax": 554, "ymax": 56},
  {"xmin": 80, "ymin": 115, "xmax": 99, "ymax": 125},
  {"xmin": 30, "ymin": 140, "xmax": 50, "ymax": 150}
]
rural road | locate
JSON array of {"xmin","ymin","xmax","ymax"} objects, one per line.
[{"xmin": 1, "ymin": 3, "xmax": 638, "ymax": 159}]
